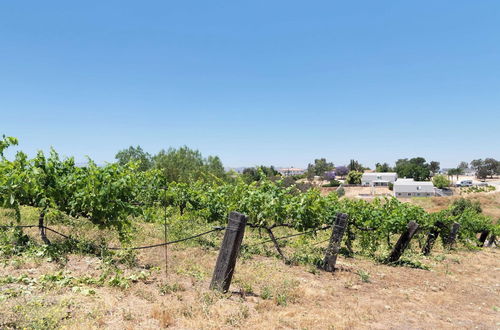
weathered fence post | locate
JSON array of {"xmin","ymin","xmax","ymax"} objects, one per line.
[
  {"xmin": 387, "ymin": 221, "xmax": 419, "ymax": 263},
  {"xmin": 477, "ymin": 230, "xmax": 490, "ymax": 247},
  {"xmin": 448, "ymin": 222, "xmax": 460, "ymax": 248},
  {"xmin": 422, "ymin": 221, "xmax": 443, "ymax": 256},
  {"xmin": 320, "ymin": 213, "xmax": 348, "ymax": 272},
  {"xmin": 210, "ymin": 211, "xmax": 247, "ymax": 292}
]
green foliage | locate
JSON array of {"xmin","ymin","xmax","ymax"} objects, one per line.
[
  {"xmin": 348, "ymin": 159, "xmax": 365, "ymax": 172},
  {"xmin": 460, "ymin": 185, "xmax": 495, "ymax": 194},
  {"xmin": 322, "ymin": 180, "xmax": 341, "ymax": 187},
  {"xmin": 0, "ymin": 138, "xmax": 144, "ymax": 241},
  {"xmin": 0, "ymin": 135, "xmax": 18, "ymax": 157},
  {"xmin": 306, "ymin": 158, "xmax": 334, "ymax": 179},
  {"xmin": 375, "ymin": 162, "xmax": 392, "ymax": 172},
  {"xmin": 115, "ymin": 145, "xmax": 153, "ymax": 171},
  {"xmin": 395, "ymin": 157, "xmax": 431, "ymax": 181},
  {"xmin": 241, "ymin": 166, "xmax": 279, "ymax": 183},
  {"xmin": 346, "ymin": 171, "xmax": 362, "ymax": 184},
  {"xmin": 1, "ymin": 135, "xmax": 496, "ymax": 264},
  {"xmin": 432, "ymin": 174, "xmax": 451, "ymax": 189},
  {"xmin": 356, "ymin": 269, "xmax": 370, "ymax": 282},
  {"xmin": 153, "ymin": 146, "xmax": 227, "ymax": 183},
  {"xmin": 447, "ymin": 168, "xmax": 463, "ymax": 180}
]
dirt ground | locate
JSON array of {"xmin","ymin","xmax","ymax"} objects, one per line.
[
  {"xmin": 1, "ymin": 242, "xmax": 499, "ymax": 329},
  {"xmin": 321, "ymin": 186, "xmax": 392, "ymax": 198}
]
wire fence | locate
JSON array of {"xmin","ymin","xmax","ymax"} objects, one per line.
[
  {"xmin": 0, "ymin": 224, "xmax": 226, "ymax": 251},
  {"xmin": 0, "ymin": 222, "xmax": 336, "ymax": 251}
]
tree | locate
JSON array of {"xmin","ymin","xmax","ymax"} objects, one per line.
[
  {"xmin": 375, "ymin": 162, "xmax": 392, "ymax": 172},
  {"xmin": 395, "ymin": 157, "xmax": 431, "ymax": 181},
  {"xmin": 429, "ymin": 161, "xmax": 440, "ymax": 176},
  {"xmin": 204, "ymin": 156, "xmax": 226, "ymax": 180},
  {"xmin": 348, "ymin": 159, "xmax": 364, "ymax": 172},
  {"xmin": 115, "ymin": 145, "xmax": 153, "ymax": 171},
  {"xmin": 458, "ymin": 161, "xmax": 469, "ymax": 170},
  {"xmin": 471, "ymin": 158, "xmax": 499, "ymax": 180},
  {"xmin": 432, "ymin": 174, "xmax": 450, "ymax": 189},
  {"xmin": 447, "ymin": 168, "xmax": 463, "ymax": 180},
  {"xmin": 335, "ymin": 166, "xmax": 349, "ymax": 179},
  {"xmin": 484, "ymin": 158, "xmax": 499, "ymax": 178},
  {"xmin": 153, "ymin": 146, "xmax": 206, "ymax": 183},
  {"xmin": 306, "ymin": 158, "xmax": 334, "ymax": 180},
  {"xmin": 241, "ymin": 166, "xmax": 279, "ymax": 183},
  {"xmin": 346, "ymin": 171, "xmax": 362, "ymax": 184},
  {"xmin": 476, "ymin": 166, "xmax": 489, "ymax": 180}
]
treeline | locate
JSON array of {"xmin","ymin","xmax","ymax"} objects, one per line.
[
  {"xmin": 376, "ymin": 158, "xmax": 500, "ymax": 181},
  {"xmin": 115, "ymin": 146, "xmax": 226, "ymax": 182}
]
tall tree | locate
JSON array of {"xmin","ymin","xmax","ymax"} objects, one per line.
[
  {"xmin": 153, "ymin": 146, "xmax": 205, "ymax": 183},
  {"xmin": 115, "ymin": 145, "xmax": 153, "ymax": 171},
  {"xmin": 204, "ymin": 156, "xmax": 226, "ymax": 180},
  {"xmin": 395, "ymin": 157, "xmax": 431, "ymax": 181},
  {"xmin": 484, "ymin": 158, "xmax": 499, "ymax": 178},
  {"xmin": 241, "ymin": 166, "xmax": 279, "ymax": 183},
  {"xmin": 306, "ymin": 158, "xmax": 334, "ymax": 179},
  {"xmin": 375, "ymin": 162, "xmax": 392, "ymax": 172},
  {"xmin": 429, "ymin": 161, "xmax": 440, "ymax": 176},
  {"xmin": 335, "ymin": 165, "xmax": 349, "ymax": 179},
  {"xmin": 348, "ymin": 159, "xmax": 364, "ymax": 172}
]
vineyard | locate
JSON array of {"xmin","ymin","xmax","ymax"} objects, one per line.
[{"xmin": 1, "ymin": 136, "xmax": 499, "ymax": 328}]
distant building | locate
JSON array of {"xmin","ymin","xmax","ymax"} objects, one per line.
[
  {"xmin": 394, "ymin": 179, "xmax": 435, "ymax": 197},
  {"xmin": 361, "ymin": 172, "xmax": 398, "ymax": 186},
  {"xmin": 278, "ymin": 167, "xmax": 306, "ymax": 177}
]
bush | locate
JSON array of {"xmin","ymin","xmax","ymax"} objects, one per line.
[
  {"xmin": 322, "ymin": 180, "xmax": 341, "ymax": 188},
  {"xmin": 432, "ymin": 174, "xmax": 451, "ymax": 189},
  {"xmin": 346, "ymin": 171, "xmax": 362, "ymax": 184}
]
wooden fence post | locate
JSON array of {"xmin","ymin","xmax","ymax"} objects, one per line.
[
  {"xmin": 387, "ymin": 221, "xmax": 419, "ymax": 263},
  {"xmin": 320, "ymin": 213, "xmax": 348, "ymax": 272},
  {"xmin": 422, "ymin": 221, "xmax": 443, "ymax": 256},
  {"xmin": 210, "ymin": 211, "xmax": 247, "ymax": 292},
  {"xmin": 477, "ymin": 230, "xmax": 490, "ymax": 247},
  {"xmin": 448, "ymin": 222, "xmax": 460, "ymax": 248}
]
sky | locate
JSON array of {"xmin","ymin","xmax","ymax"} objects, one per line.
[{"xmin": 1, "ymin": 1, "xmax": 499, "ymax": 169}]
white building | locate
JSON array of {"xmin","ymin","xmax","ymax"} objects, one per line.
[
  {"xmin": 361, "ymin": 172, "xmax": 398, "ymax": 186},
  {"xmin": 278, "ymin": 167, "xmax": 306, "ymax": 177},
  {"xmin": 394, "ymin": 179, "xmax": 435, "ymax": 197}
]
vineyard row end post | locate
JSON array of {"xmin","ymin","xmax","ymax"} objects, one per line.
[
  {"xmin": 387, "ymin": 221, "xmax": 419, "ymax": 263},
  {"xmin": 448, "ymin": 222, "xmax": 460, "ymax": 248},
  {"xmin": 321, "ymin": 213, "xmax": 348, "ymax": 272},
  {"xmin": 210, "ymin": 211, "xmax": 247, "ymax": 292}
]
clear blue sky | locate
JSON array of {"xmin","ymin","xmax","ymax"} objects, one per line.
[{"xmin": 1, "ymin": 1, "xmax": 499, "ymax": 168}]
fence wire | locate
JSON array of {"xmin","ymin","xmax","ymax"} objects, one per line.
[{"xmin": 0, "ymin": 224, "xmax": 225, "ymax": 250}]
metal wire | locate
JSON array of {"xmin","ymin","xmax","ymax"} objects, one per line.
[{"xmin": 0, "ymin": 224, "xmax": 225, "ymax": 250}]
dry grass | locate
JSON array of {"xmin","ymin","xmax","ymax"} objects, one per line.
[
  {"xmin": 1, "ymin": 241, "xmax": 499, "ymax": 329},
  {"xmin": 410, "ymin": 191, "xmax": 500, "ymax": 221},
  {"xmin": 1, "ymin": 199, "xmax": 499, "ymax": 329}
]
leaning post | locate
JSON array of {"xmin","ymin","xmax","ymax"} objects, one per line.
[
  {"xmin": 387, "ymin": 221, "xmax": 419, "ymax": 263},
  {"xmin": 422, "ymin": 221, "xmax": 443, "ymax": 256},
  {"xmin": 448, "ymin": 222, "xmax": 460, "ymax": 248},
  {"xmin": 210, "ymin": 211, "xmax": 247, "ymax": 292},
  {"xmin": 477, "ymin": 230, "xmax": 490, "ymax": 247},
  {"xmin": 321, "ymin": 213, "xmax": 349, "ymax": 272}
]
